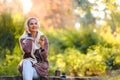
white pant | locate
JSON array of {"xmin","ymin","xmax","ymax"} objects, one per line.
[{"xmin": 22, "ymin": 59, "xmax": 40, "ymax": 80}]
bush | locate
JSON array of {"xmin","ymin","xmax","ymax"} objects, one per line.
[{"xmin": 0, "ymin": 12, "xmax": 25, "ymax": 76}]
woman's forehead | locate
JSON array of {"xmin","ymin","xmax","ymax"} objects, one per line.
[{"xmin": 29, "ymin": 19, "xmax": 37, "ymax": 23}]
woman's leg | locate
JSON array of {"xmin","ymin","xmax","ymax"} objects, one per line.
[
  {"xmin": 22, "ymin": 59, "xmax": 40, "ymax": 80},
  {"xmin": 33, "ymin": 67, "xmax": 40, "ymax": 79}
]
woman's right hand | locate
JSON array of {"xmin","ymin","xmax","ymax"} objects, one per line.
[{"xmin": 25, "ymin": 26, "xmax": 31, "ymax": 34}]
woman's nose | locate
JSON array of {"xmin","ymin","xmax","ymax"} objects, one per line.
[{"xmin": 33, "ymin": 24, "xmax": 37, "ymax": 27}]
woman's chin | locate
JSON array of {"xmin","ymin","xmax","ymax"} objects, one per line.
[{"xmin": 30, "ymin": 30, "xmax": 38, "ymax": 32}]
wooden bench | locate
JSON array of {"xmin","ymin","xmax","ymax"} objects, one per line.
[{"xmin": 0, "ymin": 76, "xmax": 101, "ymax": 80}]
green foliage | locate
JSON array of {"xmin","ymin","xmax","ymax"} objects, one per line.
[
  {"xmin": 1, "ymin": 11, "xmax": 120, "ymax": 78},
  {"xmin": 47, "ymin": 26, "xmax": 120, "ymax": 76},
  {"xmin": 0, "ymin": 12, "xmax": 25, "ymax": 76},
  {"xmin": 0, "ymin": 12, "xmax": 15, "ymax": 54},
  {"xmin": 76, "ymin": 27, "xmax": 100, "ymax": 53},
  {"xmin": 0, "ymin": 12, "xmax": 25, "ymax": 59},
  {"xmin": 0, "ymin": 54, "xmax": 20, "ymax": 75},
  {"xmin": 46, "ymin": 27, "xmax": 100, "ymax": 54},
  {"xmin": 0, "ymin": 42, "xmax": 22, "ymax": 76}
]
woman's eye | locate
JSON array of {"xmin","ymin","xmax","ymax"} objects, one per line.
[
  {"xmin": 35, "ymin": 23, "xmax": 37, "ymax": 25},
  {"xmin": 29, "ymin": 22, "xmax": 37, "ymax": 26},
  {"xmin": 30, "ymin": 23, "xmax": 33, "ymax": 25}
]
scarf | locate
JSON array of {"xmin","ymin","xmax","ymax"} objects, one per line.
[{"xmin": 20, "ymin": 31, "xmax": 44, "ymax": 64}]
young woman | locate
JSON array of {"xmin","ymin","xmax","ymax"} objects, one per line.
[{"xmin": 18, "ymin": 17, "xmax": 49, "ymax": 80}]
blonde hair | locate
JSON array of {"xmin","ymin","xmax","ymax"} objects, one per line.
[{"xmin": 24, "ymin": 17, "xmax": 40, "ymax": 33}]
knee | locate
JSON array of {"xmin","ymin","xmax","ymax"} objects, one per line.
[{"xmin": 23, "ymin": 59, "xmax": 32, "ymax": 66}]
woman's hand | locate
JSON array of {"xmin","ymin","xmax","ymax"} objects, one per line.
[
  {"xmin": 25, "ymin": 26, "xmax": 31, "ymax": 34},
  {"xmin": 39, "ymin": 35, "xmax": 45, "ymax": 48}
]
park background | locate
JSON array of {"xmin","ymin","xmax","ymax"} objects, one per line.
[{"xmin": 0, "ymin": 0, "xmax": 120, "ymax": 79}]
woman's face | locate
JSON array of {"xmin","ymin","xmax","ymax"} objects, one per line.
[{"xmin": 28, "ymin": 19, "xmax": 38, "ymax": 33}]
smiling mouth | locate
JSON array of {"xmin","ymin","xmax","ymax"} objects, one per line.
[{"xmin": 32, "ymin": 27, "xmax": 37, "ymax": 29}]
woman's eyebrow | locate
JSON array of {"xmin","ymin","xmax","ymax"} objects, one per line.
[{"xmin": 30, "ymin": 23, "xmax": 33, "ymax": 24}]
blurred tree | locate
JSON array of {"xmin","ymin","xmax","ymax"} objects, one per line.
[
  {"xmin": 72, "ymin": 0, "xmax": 95, "ymax": 27},
  {"xmin": 0, "ymin": 11, "xmax": 25, "ymax": 59},
  {"xmin": 0, "ymin": 0, "xmax": 22, "ymax": 14},
  {"xmin": 105, "ymin": 0, "xmax": 120, "ymax": 33},
  {"xmin": 72, "ymin": 0, "xmax": 120, "ymax": 32},
  {"xmin": 0, "ymin": 0, "xmax": 76, "ymax": 29},
  {"xmin": 28, "ymin": 0, "xmax": 76, "ymax": 29},
  {"xmin": 0, "ymin": 12, "xmax": 15, "ymax": 58}
]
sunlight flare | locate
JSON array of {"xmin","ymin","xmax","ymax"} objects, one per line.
[{"xmin": 20, "ymin": 0, "xmax": 32, "ymax": 14}]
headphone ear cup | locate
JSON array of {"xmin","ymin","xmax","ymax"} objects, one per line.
[{"xmin": 37, "ymin": 22, "xmax": 40, "ymax": 28}]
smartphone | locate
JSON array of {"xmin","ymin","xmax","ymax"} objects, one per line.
[{"xmin": 40, "ymin": 35, "xmax": 45, "ymax": 40}]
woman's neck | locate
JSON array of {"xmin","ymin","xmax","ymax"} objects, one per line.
[{"xmin": 31, "ymin": 31, "xmax": 37, "ymax": 39}]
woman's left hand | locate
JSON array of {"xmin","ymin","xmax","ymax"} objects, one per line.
[{"xmin": 39, "ymin": 36, "xmax": 45, "ymax": 48}]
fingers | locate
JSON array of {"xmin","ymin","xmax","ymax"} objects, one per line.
[
  {"xmin": 25, "ymin": 26, "xmax": 30, "ymax": 33},
  {"xmin": 39, "ymin": 35, "xmax": 45, "ymax": 48},
  {"xmin": 40, "ymin": 35, "xmax": 45, "ymax": 39}
]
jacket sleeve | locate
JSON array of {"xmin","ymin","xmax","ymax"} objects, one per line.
[
  {"xmin": 39, "ymin": 36, "xmax": 49, "ymax": 60},
  {"xmin": 20, "ymin": 37, "xmax": 33, "ymax": 53}
]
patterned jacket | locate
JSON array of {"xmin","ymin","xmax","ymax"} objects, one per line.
[{"xmin": 18, "ymin": 32, "xmax": 49, "ymax": 77}]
